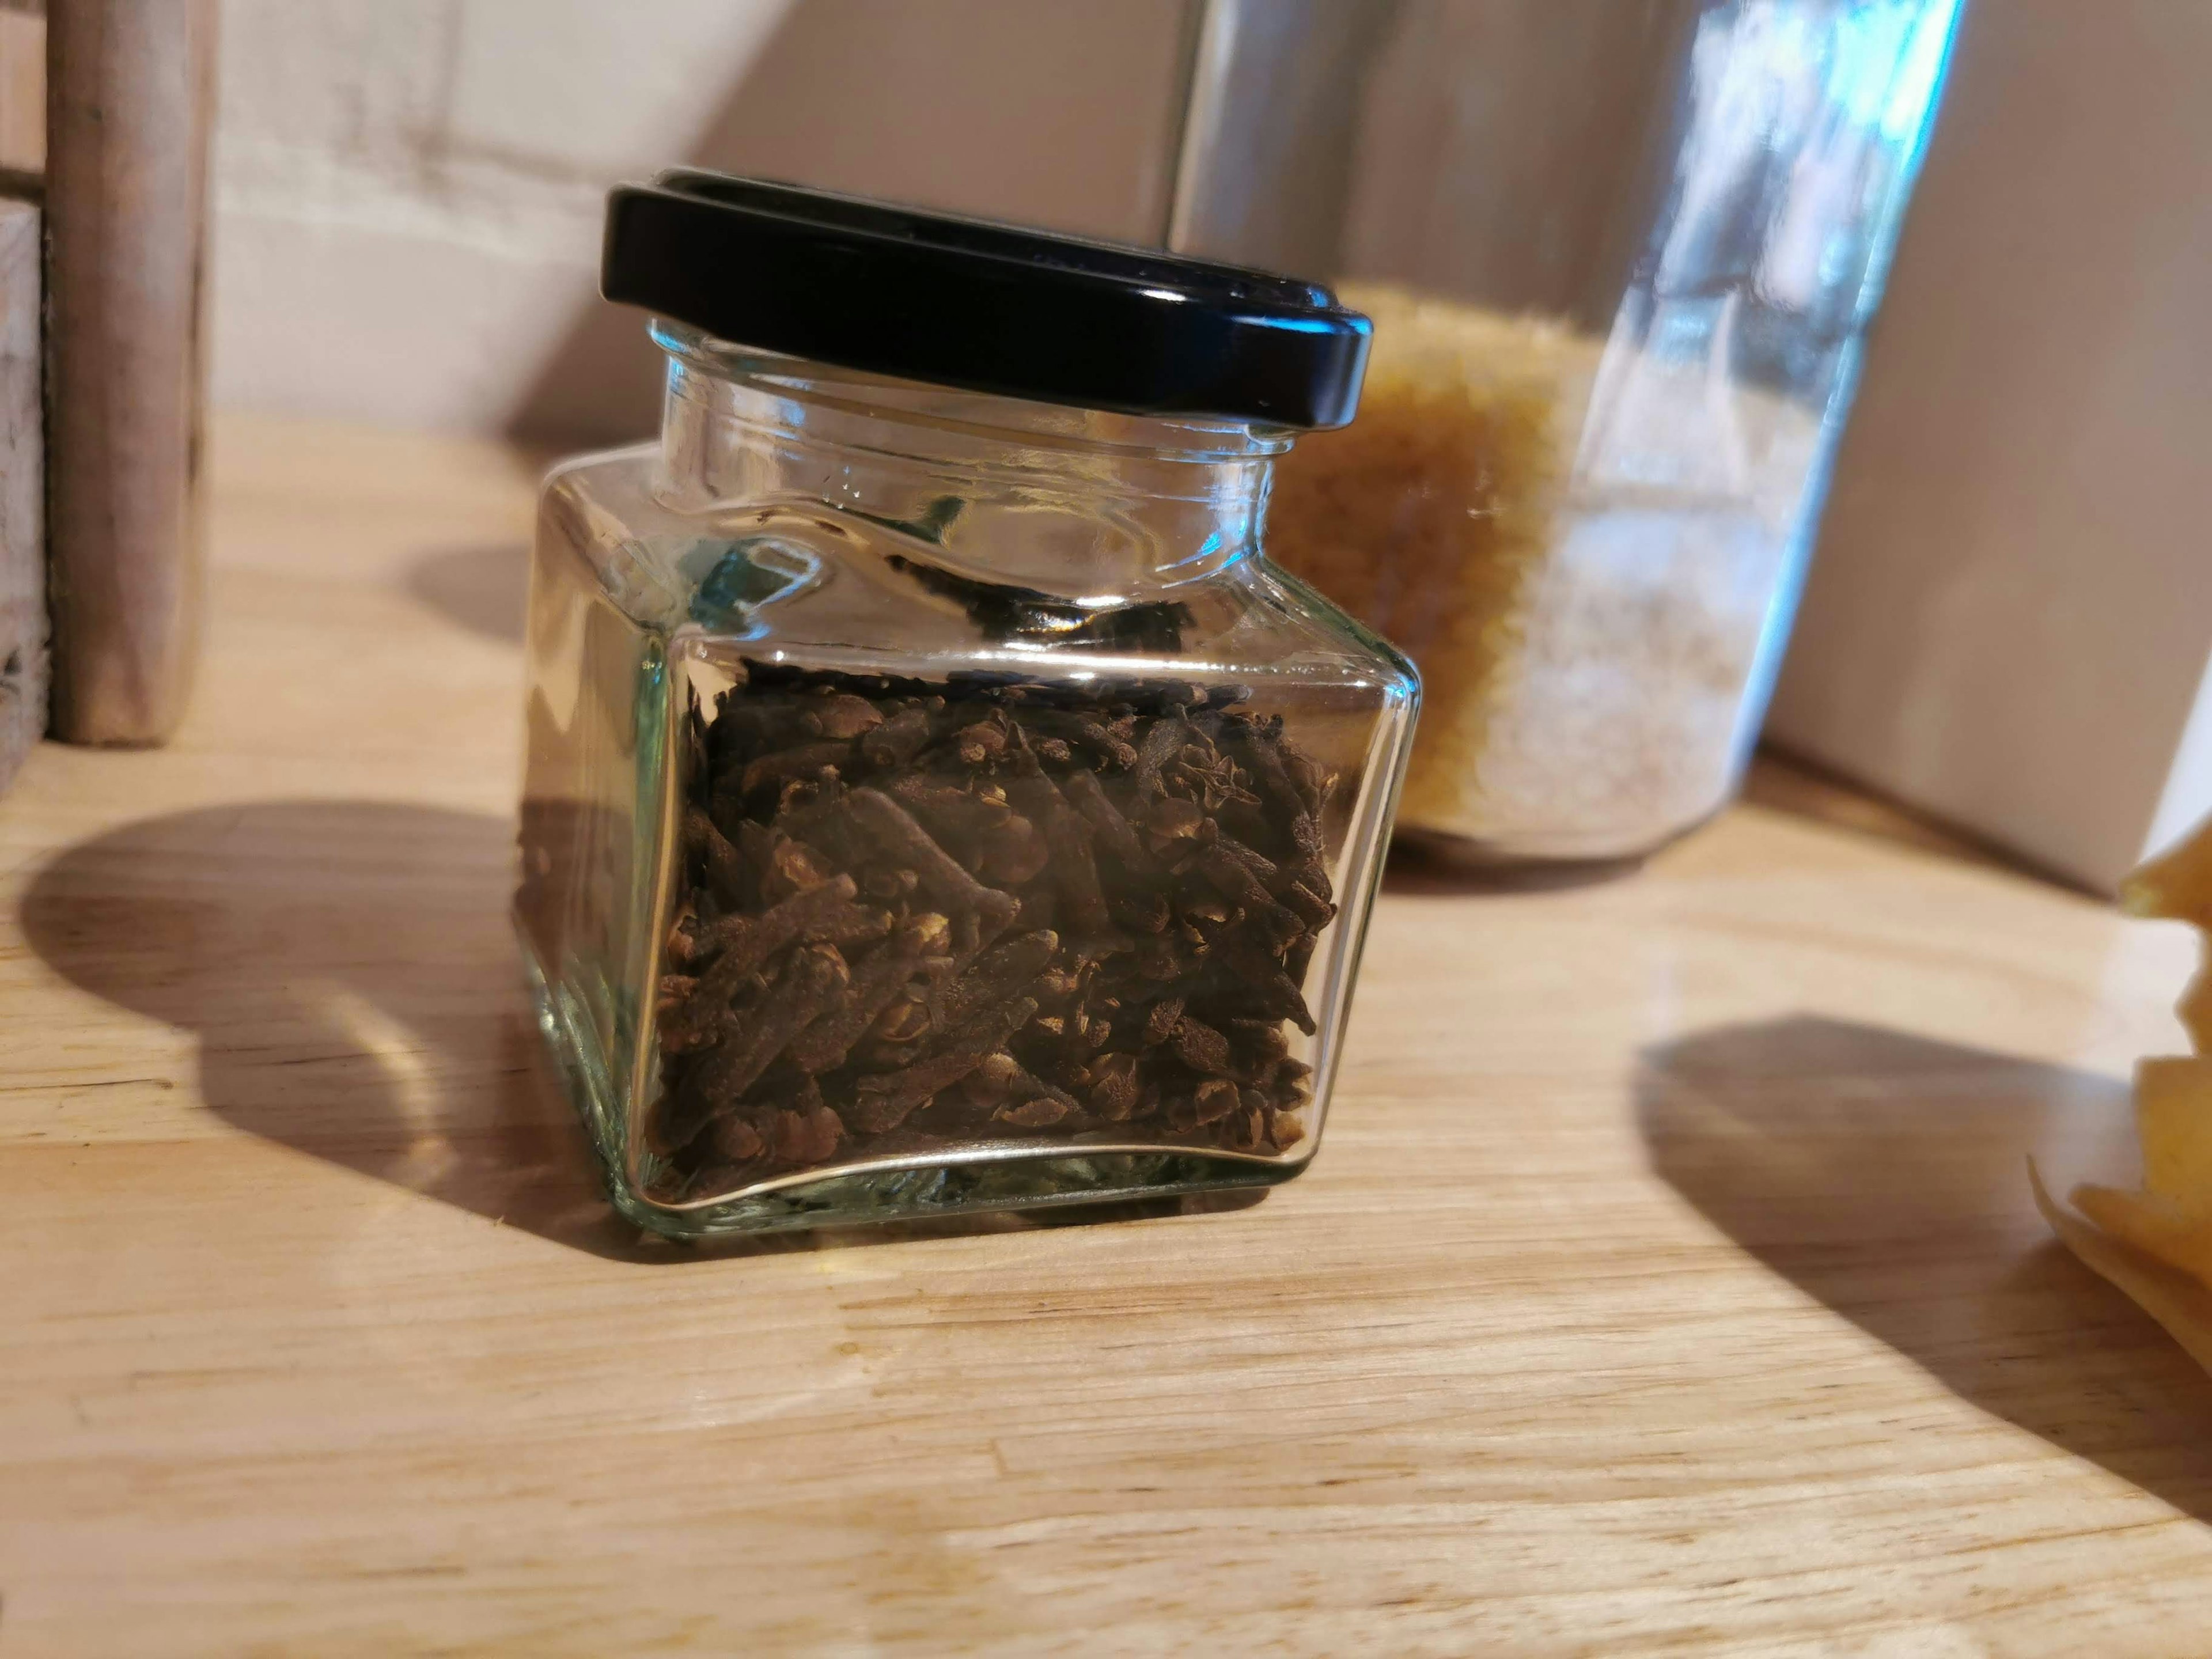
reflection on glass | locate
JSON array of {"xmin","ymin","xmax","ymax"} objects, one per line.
[{"xmin": 1184, "ymin": 0, "xmax": 1962, "ymax": 859}]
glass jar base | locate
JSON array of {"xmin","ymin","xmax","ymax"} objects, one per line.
[
  {"xmin": 522, "ymin": 930, "xmax": 1308, "ymax": 1242},
  {"xmin": 612, "ymin": 1149, "xmax": 1305, "ymax": 1241}
]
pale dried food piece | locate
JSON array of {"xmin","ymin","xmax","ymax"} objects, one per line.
[
  {"xmin": 2033, "ymin": 1166, "xmax": 2212, "ymax": 1376},
  {"xmin": 2037, "ymin": 814, "xmax": 2212, "ymax": 1376}
]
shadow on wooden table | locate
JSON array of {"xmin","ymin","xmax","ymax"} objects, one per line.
[
  {"xmin": 20, "ymin": 800, "xmax": 1255, "ymax": 1264},
  {"xmin": 18, "ymin": 801, "xmax": 654, "ymax": 1259},
  {"xmin": 1639, "ymin": 1016, "xmax": 2212, "ymax": 1521}
]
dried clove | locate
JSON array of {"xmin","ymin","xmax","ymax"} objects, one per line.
[
  {"xmin": 930, "ymin": 929, "xmax": 1059, "ymax": 1033},
  {"xmin": 845, "ymin": 787, "xmax": 1019, "ymax": 933},
  {"xmin": 649, "ymin": 663, "xmax": 1344, "ymax": 1199},
  {"xmin": 1143, "ymin": 997, "xmax": 1186, "ymax": 1047},
  {"xmin": 803, "ymin": 694, "xmax": 885, "ymax": 741},
  {"xmin": 850, "ymin": 995, "xmax": 1038, "ymax": 1132},
  {"xmin": 1169, "ymin": 1015, "xmax": 1237, "ymax": 1078}
]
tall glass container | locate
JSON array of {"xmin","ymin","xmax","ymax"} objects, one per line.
[
  {"xmin": 517, "ymin": 175, "xmax": 1418, "ymax": 1239},
  {"xmin": 1172, "ymin": 0, "xmax": 1962, "ymax": 862}
]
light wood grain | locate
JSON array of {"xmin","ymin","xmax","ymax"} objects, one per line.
[
  {"xmin": 0, "ymin": 196, "xmax": 39, "ymax": 791},
  {"xmin": 43, "ymin": 0, "xmax": 215, "ymax": 745},
  {"xmin": 0, "ymin": 414, "xmax": 2207, "ymax": 1656}
]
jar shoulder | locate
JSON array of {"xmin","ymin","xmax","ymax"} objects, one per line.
[
  {"xmin": 537, "ymin": 443, "xmax": 664, "ymax": 574},
  {"xmin": 536, "ymin": 444, "xmax": 721, "ymax": 632},
  {"xmin": 1240, "ymin": 553, "xmax": 1422, "ymax": 703},
  {"xmin": 536, "ymin": 450, "xmax": 1416, "ymax": 707}
]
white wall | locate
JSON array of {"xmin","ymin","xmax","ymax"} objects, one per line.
[
  {"xmin": 1764, "ymin": 0, "xmax": 2212, "ymax": 889},
  {"xmin": 210, "ymin": 0, "xmax": 1195, "ymax": 443}
]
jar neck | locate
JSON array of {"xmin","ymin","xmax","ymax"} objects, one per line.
[{"xmin": 650, "ymin": 323, "xmax": 1290, "ymax": 601}]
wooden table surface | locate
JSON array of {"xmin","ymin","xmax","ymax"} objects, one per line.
[{"xmin": 3, "ymin": 416, "xmax": 2209, "ymax": 1656}]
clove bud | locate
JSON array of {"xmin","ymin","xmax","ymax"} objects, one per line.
[{"xmin": 649, "ymin": 664, "xmax": 1340, "ymax": 1200}]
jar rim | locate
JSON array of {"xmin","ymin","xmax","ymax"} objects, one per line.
[
  {"xmin": 605, "ymin": 171, "xmax": 1373, "ymax": 430},
  {"xmin": 653, "ymin": 320, "xmax": 1298, "ymax": 468}
]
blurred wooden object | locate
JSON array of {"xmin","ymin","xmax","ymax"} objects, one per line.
[
  {"xmin": 0, "ymin": 3, "xmax": 41, "ymax": 185},
  {"xmin": 1, "ymin": 415, "xmax": 2207, "ymax": 1655},
  {"xmin": 43, "ymin": 0, "xmax": 215, "ymax": 745},
  {"xmin": 1, "ymin": 1, "xmax": 37, "ymax": 789},
  {"xmin": 0, "ymin": 197, "xmax": 39, "ymax": 788}
]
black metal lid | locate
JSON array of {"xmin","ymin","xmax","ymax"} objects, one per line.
[{"xmin": 601, "ymin": 171, "xmax": 1371, "ymax": 430}]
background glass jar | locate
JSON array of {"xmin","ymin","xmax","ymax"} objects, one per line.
[
  {"xmin": 1169, "ymin": 0, "xmax": 1963, "ymax": 862},
  {"xmin": 516, "ymin": 177, "xmax": 1418, "ymax": 1238}
]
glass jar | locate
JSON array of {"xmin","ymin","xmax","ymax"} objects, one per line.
[
  {"xmin": 1171, "ymin": 0, "xmax": 1962, "ymax": 863},
  {"xmin": 516, "ymin": 173, "xmax": 1419, "ymax": 1240}
]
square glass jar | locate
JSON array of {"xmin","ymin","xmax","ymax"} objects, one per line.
[{"xmin": 516, "ymin": 175, "xmax": 1418, "ymax": 1238}]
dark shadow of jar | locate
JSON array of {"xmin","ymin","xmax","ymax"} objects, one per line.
[
  {"xmin": 18, "ymin": 800, "xmax": 656, "ymax": 1260},
  {"xmin": 19, "ymin": 799, "xmax": 1256, "ymax": 1262}
]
